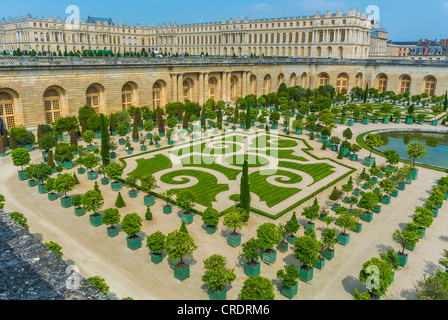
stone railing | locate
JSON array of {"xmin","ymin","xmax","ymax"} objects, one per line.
[{"xmin": 1, "ymin": 55, "xmax": 448, "ymax": 68}]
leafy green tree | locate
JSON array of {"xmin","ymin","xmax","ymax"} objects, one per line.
[
  {"xmin": 11, "ymin": 148, "xmax": 31, "ymax": 171},
  {"xmin": 82, "ymin": 130, "xmax": 96, "ymax": 146},
  {"xmin": 364, "ymin": 134, "xmax": 384, "ymax": 159},
  {"xmin": 44, "ymin": 241, "xmax": 63, "ymax": 259},
  {"xmin": 165, "ymin": 230, "xmax": 198, "ymax": 265},
  {"xmin": 256, "ymin": 223, "xmax": 283, "ymax": 252},
  {"xmin": 393, "ymin": 228, "xmax": 420, "ymax": 256},
  {"xmin": 202, "ymin": 207, "xmax": 220, "ymax": 227},
  {"xmin": 87, "ymin": 276, "xmax": 110, "ymax": 296},
  {"xmin": 25, "ymin": 163, "xmax": 52, "ymax": 185},
  {"xmin": 384, "ymin": 150, "xmax": 400, "ymax": 167},
  {"xmin": 353, "ymin": 288, "xmax": 371, "ymax": 300},
  {"xmin": 54, "ymin": 142, "xmax": 75, "ymax": 162},
  {"xmin": 8, "ymin": 212, "xmax": 29, "ymax": 231},
  {"xmin": 223, "ymin": 207, "xmax": 248, "ymax": 235},
  {"xmin": 105, "ymin": 162, "xmax": 124, "ymax": 183},
  {"xmin": 202, "ymin": 254, "xmax": 236, "ymax": 293},
  {"xmin": 277, "ymin": 264, "xmax": 300, "ymax": 289},
  {"xmin": 121, "ymin": 213, "xmax": 143, "ymax": 238},
  {"xmin": 53, "ymin": 173, "xmax": 77, "ymax": 198},
  {"xmin": 81, "ymin": 189, "xmax": 104, "ymax": 215},
  {"xmin": 239, "ymin": 160, "xmax": 251, "ymax": 220},
  {"xmin": 406, "ymin": 141, "xmax": 428, "ymax": 168},
  {"xmin": 239, "ymin": 238, "xmax": 261, "ymax": 265},
  {"xmin": 336, "ymin": 213, "xmax": 357, "ymax": 236},
  {"xmin": 146, "ymin": 231, "xmax": 166, "ymax": 255},
  {"xmin": 100, "ymin": 114, "xmax": 110, "ymax": 166},
  {"xmin": 380, "ymin": 249, "xmax": 400, "ymax": 272},
  {"xmin": 38, "ymin": 133, "xmax": 57, "ymax": 152},
  {"xmin": 294, "ymin": 235, "xmax": 320, "ymax": 268},
  {"xmin": 240, "ymin": 275, "xmax": 275, "ymax": 300},
  {"xmin": 358, "ymin": 192, "xmax": 379, "ymax": 212},
  {"xmin": 415, "ymin": 271, "xmax": 448, "ymax": 300},
  {"xmin": 176, "ymin": 189, "xmax": 196, "ymax": 212},
  {"xmin": 359, "ymin": 257, "xmax": 394, "ymax": 296},
  {"xmin": 140, "ymin": 174, "xmax": 158, "ymax": 196},
  {"xmin": 284, "ymin": 211, "xmax": 300, "ymax": 237},
  {"xmin": 102, "ymin": 208, "xmax": 121, "ymax": 227}
]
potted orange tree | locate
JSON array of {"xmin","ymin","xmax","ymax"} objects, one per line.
[
  {"xmin": 105, "ymin": 162, "xmax": 123, "ymax": 192},
  {"xmin": 121, "ymin": 213, "xmax": 143, "ymax": 251},
  {"xmin": 294, "ymin": 235, "xmax": 320, "ymax": 283},
  {"xmin": 277, "ymin": 264, "xmax": 300, "ymax": 300},
  {"xmin": 165, "ymin": 229, "xmax": 198, "ymax": 282},
  {"xmin": 102, "ymin": 208, "xmax": 121, "ymax": 238},
  {"xmin": 146, "ymin": 231, "xmax": 166, "ymax": 264},
  {"xmin": 202, "ymin": 207, "xmax": 220, "ymax": 235},
  {"xmin": 202, "ymin": 254, "xmax": 236, "ymax": 300},
  {"xmin": 239, "ymin": 238, "xmax": 261, "ymax": 277},
  {"xmin": 140, "ymin": 174, "xmax": 158, "ymax": 206},
  {"xmin": 256, "ymin": 222, "xmax": 282, "ymax": 265},
  {"xmin": 223, "ymin": 207, "xmax": 247, "ymax": 247},
  {"xmin": 81, "ymin": 189, "xmax": 104, "ymax": 228}
]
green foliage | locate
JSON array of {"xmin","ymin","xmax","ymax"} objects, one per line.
[
  {"xmin": 284, "ymin": 211, "xmax": 300, "ymax": 236},
  {"xmin": 176, "ymin": 189, "xmax": 196, "ymax": 211},
  {"xmin": 358, "ymin": 192, "xmax": 379, "ymax": 212},
  {"xmin": 105, "ymin": 162, "xmax": 124, "ymax": 181},
  {"xmin": 11, "ymin": 148, "xmax": 31, "ymax": 170},
  {"xmin": 256, "ymin": 222, "xmax": 283, "ymax": 251},
  {"xmin": 121, "ymin": 213, "xmax": 143, "ymax": 237},
  {"xmin": 44, "ymin": 241, "xmax": 63, "ymax": 259},
  {"xmin": 202, "ymin": 254, "xmax": 236, "ymax": 292},
  {"xmin": 25, "ymin": 163, "xmax": 52, "ymax": 184},
  {"xmin": 54, "ymin": 142, "xmax": 74, "ymax": 162},
  {"xmin": 38, "ymin": 133, "xmax": 57, "ymax": 152},
  {"xmin": 277, "ymin": 264, "xmax": 300, "ymax": 289},
  {"xmin": 336, "ymin": 213, "xmax": 357, "ymax": 234},
  {"xmin": 102, "ymin": 208, "xmax": 121, "ymax": 226},
  {"xmin": 165, "ymin": 230, "xmax": 198, "ymax": 264},
  {"xmin": 353, "ymin": 289, "xmax": 371, "ymax": 300},
  {"xmin": 8, "ymin": 212, "xmax": 29, "ymax": 231},
  {"xmin": 380, "ymin": 249, "xmax": 400, "ymax": 272},
  {"xmin": 202, "ymin": 207, "xmax": 220, "ymax": 227},
  {"xmin": 140, "ymin": 174, "xmax": 158, "ymax": 194},
  {"xmin": 145, "ymin": 206, "xmax": 153, "ymax": 221},
  {"xmin": 359, "ymin": 257, "xmax": 394, "ymax": 296},
  {"xmin": 415, "ymin": 271, "xmax": 448, "ymax": 300},
  {"xmin": 406, "ymin": 141, "xmax": 428, "ymax": 168},
  {"xmin": 81, "ymin": 189, "xmax": 104, "ymax": 214},
  {"xmin": 87, "ymin": 276, "xmax": 110, "ymax": 296},
  {"xmin": 393, "ymin": 228, "xmax": 420, "ymax": 255},
  {"xmin": 115, "ymin": 192, "xmax": 126, "ymax": 208},
  {"xmin": 239, "ymin": 238, "xmax": 261, "ymax": 264},
  {"xmin": 294, "ymin": 235, "xmax": 320, "ymax": 267},
  {"xmin": 179, "ymin": 221, "xmax": 189, "ymax": 234},
  {"xmin": 223, "ymin": 207, "xmax": 248, "ymax": 234},
  {"xmin": 146, "ymin": 231, "xmax": 166, "ymax": 255},
  {"xmin": 53, "ymin": 173, "xmax": 77, "ymax": 197},
  {"xmin": 240, "ymin": 275, "xmax": 275, "ymax": 300}
]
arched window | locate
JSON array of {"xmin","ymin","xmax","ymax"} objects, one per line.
[
  {"xmin": 301, "ymin": 73, "xmax": 308, "ymax": 88},
  {"xmin": 44, "ymin": 89, "xmax": 61, "ymax": 124},
  {"xmin": 263, "ymin": 75, "xmax": 272, "ymax": 95},
  {"xmin": 250, "ymin": 75, "xmax": 257, "ymax": 95},
  {"xmin": 277, "ymin": 74, "xmax": 285, "ymax": 89},
  {"xmin": 153, "ymin": 83, "xmax": 162, "ymax": 109},
  {"xmin": 336, "ymin": 74, "xmax": 348, "ymax": 93},
  {"xmin": 290, "ymin": 73, "xmax": 297, "ymax": 87},
  {"xmin": 319, "ymin": 73, "xmax": 329, "ymax": 86},
  {"xmin": 316, "ymin": 46, "xmax": 322, "ymax": 57},
  {"xmin": 355, "ymin": 73, "xmax": 363, "ymax": 88},
  {"xmin": 377, "ymin": 74, "xmax": 388, "ymax": 93},
  {"xmin": 122, "ymin": 84, "xmax": 134, "ymax": 110},
  {"xmin": 400, "ymin": 76, "xmax": 411, "ymax": 94},
  {"xmin": 183, "ymin": 80, "xmax": 192, "ymax": 102},
  {"xmin": 0, "ymin": 92, "xmax": 15, "ymax": 130},
  {"xmin": 209, "ymin": 77, "xmax": 217, "ymax": 100},
  {"xmin": 424, "ymin": 77, "xmax": 436, "ymax": 96},
  {"xmin": 230, "ymin": 76, "xmax": 239, "ymax": 101},
  {"xmin": 86, "ymin": 85, "xmax": 101, "ymax": 114}
]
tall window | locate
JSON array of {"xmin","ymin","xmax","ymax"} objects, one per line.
[
  {"xmin": 319, "ymin": 73, "xmax": 329, "ymax": 86},
  {"xmin": 277, "ymin": 74, "xmax": 285, "ymax": 89},
  {"xmin": 153, "ymin": 83, "xmax": 162, "ymax": 108},
  {"xmin": 355, "ymin": 73, "xmax": 363, "ymax": 88},
  {"xmin": 0, "ymin": 92, "xmax": 15, "ymax": 130},
  {"xmin": 86, "ymin": 85, "xmax": 100, "ymax": 114},
  {"xmin": 209, "ymin": 78, "xmax": 217, "ymax": 100},
  {"xmin": 400, "ymin": 76, "xmax": 411, "ymax": 94},
  {"xmin": 230, "ymin": 77, "xmax": 238, "ymax": 101},
  {"xmin": 122, "ymin": 84, "xmax": 133, "ymax": 110},
  {"xmin": 44, "ymin": 89, "xmax": 61, "ymax": 124},
  {"xmin": 424, "ymin": 77, "xmax": 436, "ymax": 96},
  {"xmin": 377, "ymin": 75, "xmax": 388, "ymax": 93},
  {"xmin": 336, "ymin": 74, "xmax": 348, "ymax": 93},
  {"xmin": 250, "ymin": 75, "xmax": 257, "ymax": 95},
  {"xmin": 183, "ymin": 81, "xmax": 191, "ymax": 101},
  {"xmin": 263, "ymin": 75, "xmax": 271, "ymax": 95}
]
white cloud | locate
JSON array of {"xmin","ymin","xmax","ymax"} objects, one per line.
[{"xmin": 443, "ymin": 2, "xmax": 448, "ymax": 9}]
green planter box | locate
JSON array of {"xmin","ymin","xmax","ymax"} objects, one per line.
[
  {"xmin": 0, "ymin": 152, "xmax": 6, "ymax": 157},
  {"xmin": 227, "ymin": 233, "xmax": 241, "ymax": 247},
  {"xmin": 47, "ymin": 192, "xmax": 58, "ymax": 201},
  {"xmin": 382, "ymin": 196, "xmax": 391, "ymax": 205},
  {"xmin": 262, "ymin": 250, "xmax": 277, "ymax": 265},
  {"xmin": 352, "ymin": 223, "xmax": 362, "ymax": 233},
  {"xmin": 181, "ymin": 211, "xmax": 194, "ymax": 225},
  {"xmin": 362, "ymin": 212, "xmax": 373, "ymax": 223},
  {"xmin": 331, "ymin": 204, "xmax": 341, "ymax": 212},
  {"xmin": 353, "ymin": 189, "xmax": 361, "ymax": 196},
  {"xmin": 346, "ymin": 119, "xmax": 354, "ymax": 126},
  {"xmin": 287, "ymin": 235, "xmax": 297, "ymax": 245},
  {"xmin": 205, "ymin": 225, "xmax": 217, "ymax": 235},
  {"xmin": 18, "ymin": 171, "xmax": 28, "ymax": 181},
  {"xmin": 362, "ymin": 118, "xmax": 369, "ymax": 125},
  {"xmin": 62, "ymin": 161, "xmax": 73, "ymax": 170},
  {"xmin": 324, "ymin": 249, "xmax": 335, "ymax": 261},
  {"xmin": 24, "ymin": 144, "xmax": 33, "ymax": 152},
  {"xmin": 371, "ymin": 177, "xmax": 378, "ymax": 184},
  {"xmin": 101, "ymin": 178, "xmax": 109, "ymax": 185},
  {"xmin": 277, "ymin": 241, "xmax": 289, "ymax": 253},
  {"xmin": 209, "ymin": 288, "xmax": 227, "ymax": 301},
  {"xmin": 410, "ymin": 169, "xmax": 419, "ymax": 180},
  {"xmin": 406, "ymin": 117, "xmax": 414, "ymax": 124},
  {"xmin": 363, "ymin": 157, "xmax": 376, "ymax": 167},
  {"xmin": 61, "ymin": 196, "xmax": 72, "ymax": 208},
  {"xmin": 119, "ymin": 139, "xmax": 126, "ymax": 145},
  {"xmin": 397, "ymin": 183, "xmax": 406, "ymax": 191},
  {"xmin": 150, "ymin": 252, "xmax": 163, "ymax": 265},
  {"xmin": 87, "ymin": 171, "xmax": 98, "ymax": 180},
  {"xmin": 338, "ymin": 233, "xmax": 350, "ymax": 246},
  {"xmin": 90, "ymin": 214, "xmax": 103, "ymax": 227},
  {"xmin": 77, "ymin": 168, "xmax": 86, "ymax": 174},
  {"xmin": 144, "ymin": 195, "xmax": 155, "ymax": 206},
  {"xmin": 38, "ymin": 184, "xmax": 48, "ymax": 194},
  {"xmin": 432, "ymin": 120, "xmax": 438, "ymax": 126},
  {"xmin": 391, "ymin": 189, "xmax": 399, "ymax": 197},
  {"xmin": 87, "ymin": 145, "xmax": 95, "ymax": 151},
  {"xmin": 299, "ymin": 266, "xmax": 314, "ymax": 283},
  {"xmin": 140, "ymin": 145, "xmax": 147, "ymax": 152},
  {"xmin": 395, "ymin": 119, "xmax": 401, "ymax": 124},
  {"xmin": 281, "ymin": 282, "xmax": 298, "ymax": 300},
  {"xmin": 432, "ymin": 208, "xmax": 439, "ymax": 218},
  {"xmin": 110, "ymin": 152, "xmax": 117, "ymax": 159},
  {"xmin": 163, "ymin": 205, "xmax": 172, "ymax": 214},
  {"xmin": 373, "ymin": 205, "xmax": 382, "ymax": 213},
  {"xmin": 406, "ymin": 178, "xmax": 412, "ymax": 185},
  {"xmin": 127, "ymin": 236, "xmax": 142, "ymax": 251},
  {"xmin": 127, "ymin": 150, "xmax": 133, "ymax": 155},
  {"xmin": 382, "ymin": 118, "xmax": 390, "ymax": 124},
  {"xmin": 314, "ymin": 258, "xmax": 326, "ymax": 270},
  {"xmin": 398, "ymin": 253, "xmax": 408, "ymax": 267},
  {"xmin": 74, "ymin": 207, "xmax": 85, "ymax": 217},
  {"xmin": 28, "ymin": 179, "xmax": 37, "ymax": 188},
  {"xmin": 244, "ymin": 262, "xmax": 261, "ymax": 277},
  {"xmin": 111, "ymin": 181, "xmax": 121, "ymax": 192},
  {"xmin": 128, "ymin": 190, "xmax": 138, "ymax": 199},
  {"xmin": 349, "ymin": 154, "xmax": 358, "ymax": 161},
  {"xmin": 107, "ymin": 226, "xmax": 119, "ymax": 238},
  {"xmin": 174, "ymin": 263, "xmax": 190, "ymax": 282}
]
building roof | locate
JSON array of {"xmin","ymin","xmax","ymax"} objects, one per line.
[
  {"xmin": 0, "ymin": 212, "xmax": 108, "ymax": 300},
  {"xmin": 86, "ymin": 16, "xmax": 114, "ymax": 25},
  {"xmin": 409, "ymin": 40, "xmax": 446, "ymax": 56}
]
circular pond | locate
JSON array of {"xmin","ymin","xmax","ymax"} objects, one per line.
[{"xmin": 374, "ymin": 129, "xmax": 448, "ymax": 169}]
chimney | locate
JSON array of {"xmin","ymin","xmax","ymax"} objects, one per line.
[
  {"xmin": 417, "ymin": 39, "xmax": 422, "ymax": 45},
  {"xmin": 424, "ymin": 41, "xmax": 429, "ymax": 55}
]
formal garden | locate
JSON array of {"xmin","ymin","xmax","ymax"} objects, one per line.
[{"xmin": 1, "ymin": 82, "xmax": 448, "ymax": 300}]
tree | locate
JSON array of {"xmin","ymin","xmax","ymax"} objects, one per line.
[
  {"xmin": 121, "ymin": 213, "xmax": 143, "ymax": 238},
  {"xmin": 146, "ymin": 231, "xmax": 166, "ymax": 255},
  {"xmin": 256, "ymin": 222, "xmax": 283, "ymax": 252},
  {"xmin": 359, "ymin": 257, "xmax": 394, "ymax": 297},
  {"xmin": 393, "ymin": 228, "xmax": 420, "ymax": 256},
  {"xmin": 116, "ymin": 123, "xmax": 128, "ymax": 138},
  {"xmin": 294, "ymin": 235, "xmax": 320, "ymax": 268},
  {"xmin": 406, "ymin": 141, "xmax": 428, "ymax": 168},
  {"xmin": 342, "ymin": 128, "xmax": 353, "ymax": 141},
  {"xmin": 87, "ymin": 276, "xmax": 110, "ymax": 296},
  {"xmin": 384, "ymin": 150, "xmax": 400, "ymax": 167},
  {"xmin": 54, "ymin": 142, "xmax": 75, "ymax": 163},
  {"xmin": 284, "ymin": 212, "xmax": 300, "ymax": 237},
  {"xmin": 11, "ymin": 148, "xmax": 31, "ymax": 171},
  {"xmin": 358, "ymin": 192, "xmax": 379, "ymax": 212},
  {"xmin": 277, "ymin": 264, "xmax": 300, "ymax": 289},
  {"xmin": 202, "ymin": 207, "xmax": 220, "ymax": 228},
  {"xmin": 100, "ymin": 114, "xmax": 110, "ymax": 166},
  {"xmin": 415, "ymin": 271, "xmax": 448, "ymax": 300},
  {"xmin": 240, "ymin": 275, "xmax": 275, "ymax": 300},
  {"xmin": 53, "ymin": 173, "xmax": 77, "ymax": 198},
  {"xmin": 223, "ymin": 207, "xmax": 247, "ymax": 235},
  {"xmin": 239, "ymin": 238, "xmax": 261, "ymax": 266},
  {"xmin": 125, "ymin": 174, "xmax": 138, "ymax": 192},
  {"xmin": 105, "ymin": 162, "xmax": 124, "ymax": 183},
  {"xmin": 176, "ymin": 189, "xmax": 196, "ymax": 212},
  {"xmin": 25, "ymin": 163, "xmax": 52, "ymax": 185},
  {"xmin": 364, "ymin": 134, "xmax": 384, "ymax": 159},
  {"xmin": 140, "ymin": 174, "xmax": 158, "ymax": 196},
  {"xmin": 336, "ymin": 212, "xmax": 357, "ymax": 236},
  {"xmin": 301, "ymin": 199, "xmax": 320, "ymax": 226},
  {"xmin": 83, "ymin": 153, "xmax": 99, "ymax": 172},
  {"xmin": 38, "ymin": 133, "xmax": 57, "ymax": 152},
  {"xmin": 8, "ymin": 212, "xmax": 29, "ymax": 231},
  {"xmin": 102, "ymin": 208, "xmax": 121, "ymax": 227},
  {"xmin": 239, "ymin": 160, "xmax": 251, "ymax": 221},
  {"xmin": 81, "ymin": 190, "xmax": 104, "ymax": 215},
  {"xmin": 44, "ymin": 241, "xmax": 63, "ymax": 259},
  {"xmin": 115, "ymin": 192, "xmax": 126, "ymax": 208},
  {"xmin": 380, "ymin": 249, "xmax": 401, "ymax": 273},
  {"xmin": 202, "ymin": 254, "xmax": 236, "ymax": 293},
  {"xmin": 82, "ymin": 130, "xmax": 96, "ymax": 146},
  {"xmin": 165, "ymin": 230, "xmax": 198, "ymax": 266},
  {"xmin": 9, "ymin": 129, "xmax": 18, "ymax": 150}
]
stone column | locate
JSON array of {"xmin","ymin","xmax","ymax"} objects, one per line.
[
  {"xmin": 171, "ymin": 73, "xmax": 178, "ymax": 103},
  {"xmin": 177, "ymin": 73, "xmax": 184, "ymax": 103},
  {"xmin": 198, "ymin": 72, "xmax": 205, "ymax": 106},
  {"xmin": 222, "ymin": 72, "xmax": 227, "ymax": 102},
  {"xmin": 242, "ymin": 71, "xmax": 247, "ymax": 97}
]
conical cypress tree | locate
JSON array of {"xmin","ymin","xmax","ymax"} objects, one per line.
[
  {"xmin": 0, "ymin": 132, "xmax": 5, "ymax": 154},
  {"xmin": 10, "ymin": 130, "xmax": 18, "ymax": 150},
  {"xmin": 81, "ymin": 120, "xmax": 87, "ymax": 134},
  {"xmin": 2, "ymin": 132, "xmax": 9, "ymax": 149},
  {"xmin": 217, "ymin": 106, "xmax": 223, "ymax": 123},
  {"xmin": 182, "ymin": 112, "xmax": 189, "ymax": 130},
  {"xmin": 73, "ymin": 173, "xmax": 80, "ymax": 184},
  {"xmin": 179, "ymin": 221, "xmax": 189, "ymax": 234},
  {"xmin": 100, "ymin": 114, "xmax": 110, "ymax": 166},
  {"xmin": 109, "ymin": 113, "xmax": 117, "ymax": 134},
  {"xmin": 239, "ymin": 160, "xmax": 251, "ymax": 221},
  {"xmin": 47, "ymin": 150, "xmax": 55, "ymax": 169},
  {"xmin": 132, "ymin": 119, "xmax": 139, "ymax": 141},
  {"xmin": 70, "ymin": 128, "xmax": 78, "ymax": 148},
  {"xmin": 444, "ymin": 91, "xmax": 448, "ymax": 112},
  {"xmin": 115, "ymin": 192, "xmax": 126, "ymax": 208},
  {"xmin": 157, "ymin": 107, "xmax": 165, "ymax": 134},
  {"xmin": 364, "ymin": 84, "xmax": 369, "ymax": 103},
  {"xmin": 245, "ymin": 104, "xmax": 251, "ymax": 130},
  {"xmin": 37, "ymin": 124, "xmax": 43, "ymax": 140},
  {"xmin": 200, "ymin": 107, "xmax": 206, "ymax": 127},
  {"xmin": 178, "ymin": 104, "xmax": 183, "ymax": 121}
]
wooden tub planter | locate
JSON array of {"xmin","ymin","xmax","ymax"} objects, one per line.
[
  {"xmin": 60, "ymin": 196, "xmax": 72, "ymax": 209},
  {"xmin": 89, "ymin": 213, "xmax": 103, "ymax": 228},
  {"xmin": 28, "ymin": 179, "xmax": 37, "ymax": 188},
  {"xmin": 47, "ymin": 192, "xmax": 58, "ymax": 201},
  {"xmin": 111, "ymin": 181, "xmax": 122, "ymax": 192},
  {"xmin": 181, "ymin": 211, "xmax": 194, "ymax": 225},
  {"xmin": 352, "ymin": 223, "xmax": 363, "ymax": 233},
  {"xmin": 262, "ymin": 249, "xmax": 277, "ymax": 265},
  {"xmin": 128, "ymin": 190, "xmax": 138, "ymax": 199},
  {"xmin": 287, "ymin": 235, "xmax": 297, "ymax": 245},
  {"xmin": 209, "ymin": 287, "xmax": 227, "ymax": 301},
  {"xmin": 150, "ymin": 252, "xmax": 164, "ymax": 265},
  {"xmin": 74, "ymin": 207, "xmax": 85, "ymax": 217},
  {"xmin": 87, "ymin": 171, "xmax": 98, "ymax": 180},
  {"xmin": 299, "ymin": 265, "xmax": 314, "ymax": 283},
  {"xmin": 174, "ymin": 262, "xmax": 190, "ymax": 282},
  {"xmin": 338, "ymin": 233, "xmax": 350, "ymax": 246},
  {"xmin": 398, "ymin": 252, "xmax": 408, "ymax": 267},
  {"xmin": 281, "ymin": 282, "xmax": 299, "ymax": 300},
  {"xmin": 324, "ymin": 249, "xmax": 335, "ymax": 261},
  {"xmin": 362, "ymin": 211, "xmax": 373, "ymax": 223},
  {"xmin": 144, "ymin": 195, "xmax": 155, "ymax": 206},
  {"xmin": 227, "ymin": 232, "xmax": 241, "ymax": 247},
  {"xmin": 277, "ymin": 241, "xmax": 289, "ymax": 253},
  {"xmin": 244, "ymin": 261, "xmax": 261, "ymax": 277},
  {"xmin": 18, "ymin": 170, "xmax": 28, "ymax": 181},
  {"xmin": 205, "ymin": 225, "xmax": 217, "ymax": 235},
  {"xmin": 101, "ymin": 177, "xmax": 110, "ymax": 186},
  {"xmin": 107, "ymin": 226, "xmax": 119, "ymax": 238},
  {"xmin": 126, "ymin": 235, "xmax": 142, "ymax": 251},
  {"xmin": 77, "ymin": 167, "xmax": 86, "ymax": 175},
  {"xmin": 314, "ymin": 257, "xmax": 326, "ymax": 270},
  {"xmin": 38, "ymin": 184, "xmax": 48, "ymax": 194},
  {"xmin": 163, "ymin": 204, "xmax": 172, "ymax": 214}
]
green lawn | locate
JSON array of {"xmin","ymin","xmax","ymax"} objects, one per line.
[
  {"xmin": 278, "ymin": 161, "xmax": 335, "ymax": 185},
  {"xmin": 130, "ymin": 154, "xmax": 172, "ymax": 176},
  {"xmin": 181, "ymin": 155, "xmax": 241, "ymax": 180}
]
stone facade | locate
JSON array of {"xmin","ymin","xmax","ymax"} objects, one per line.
[
  {"xmin": 0, "ymin": 56, "xmax": 447, "ymax": 130},
  {"xmin": 0, "ymin": 9, "xmax": 371, "ymax": 59}
]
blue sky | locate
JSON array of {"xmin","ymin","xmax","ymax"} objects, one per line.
[{"xmin": 2, "ymin": 0, "xmax": 447, "ymax": 41}]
